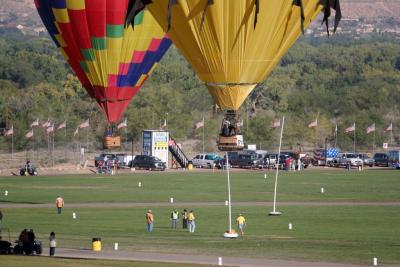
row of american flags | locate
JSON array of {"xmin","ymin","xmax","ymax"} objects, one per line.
[
  {"xmin": 271, "ymin": 119, "xmax": 393, "ymax": 134},
  {"xmin": 3, "ymin": 118, "xmax": 128, "ymax": 139}
]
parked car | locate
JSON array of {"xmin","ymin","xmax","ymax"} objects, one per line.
[
  {"xmin": 129, "ymin": 155, "xmax": 166, "ymax": 171},
  {"xmin": 94, "ymin": 153, "xmax": 118, "ymax": 167},
  {"xmin": 357, "ymin": 153, "xmax": 374, "ymax": 167},
  {"xmin": 338, "ymin": 153, "xmax": 363, "ymax": 167},
  {"xmin": 191, "ymin": 154, "xmax": 221, "ymax": 168},
  {"xmin": 388, "ymin": 150, "xmax": 400, "ymax": 169},
  {"xmin": 373, "ymin": 153, "xmax": 389, "ymax": 167},
  {"xmin": 230, "ymin": 153, "xmax": 262, "ymax": 169}
]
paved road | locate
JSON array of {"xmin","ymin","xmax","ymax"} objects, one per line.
[
  {"xmin": 1, "ymin": 201, "xmax": 400, "ymax": 209},
  {"xmin": 53, "ymin": 248, "xmax": 368, "ymax": 267}
]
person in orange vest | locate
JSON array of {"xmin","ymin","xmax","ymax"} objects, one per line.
[
  {"xmin": 146, "ymin": 210, "xmax": 154, "ymax": 233},
  {"xmin": 55, "ymin": 195, "xmax": 64, "ymax": 214}
]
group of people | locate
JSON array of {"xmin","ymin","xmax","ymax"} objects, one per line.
[
  {"xmin": 146, "ymin": 209, "xmax": 196, "ymax": 233},
  {"xmin": 284, "ymin": 157, "xmax": 303, "ymax": 171},
  {"xmin": 146, "ymin": 209, "xmax": 246, "ymax": 236},
  {"xmin": 97, "ymin": 160, "xmax": 118, "ymax": 174},
  {"xmin": 17, "ymin": 229, "xmax": 36, "ymax": 255}
]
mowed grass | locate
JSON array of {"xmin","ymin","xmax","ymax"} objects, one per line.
[
  {"xmin": 0, "ymin": 169, "xmax": 400, "ymax": 204},
  {"xmin": 0, "ymin": 169, "xmax": 400, "ymax": 265},
  {"xmin": 0, "ymin": 256, "xmax": 213, "ymax": 267}
]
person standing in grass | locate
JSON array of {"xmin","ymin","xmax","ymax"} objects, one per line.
[
  {"xmin": 236, "ymin": 213, "xmax": 246, "ymax": 236},
  {"xmin": 188, "ymin": 210, "xmax": 196, "ymax": 233},
  {"xmin": 171, "ymin": 209, "xmax": 179, "ymax": 229},
  {"xmin": 146, "ymin": 210, "xmax": 154, "ymax": 233},
  {"xmin": 182, "ymin": 209, "xmax": 188, "ymax": 229},
  {"xmin": 49, "ymin": 232, "xmax": 56, "ymax": 256},
  {"xmin": 55, "ymin": 195, "xmax": 64, "ymax": 214}
]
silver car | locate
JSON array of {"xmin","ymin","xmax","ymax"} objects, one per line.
[{"xmin": 357, "ymin": 153, "xmax": 374, "ymax": 167}]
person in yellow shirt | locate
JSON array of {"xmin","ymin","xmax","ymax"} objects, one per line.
[
  {"xmin": 55, "ymin": 195, "xmax": 64, "ymax": 214},
  {"xmin": 146, "ymin": 210, "xmax": 154, "ymax": 233},
  {"xmin": 188, "ymin": 210, "xmax": 196, "ymax": 233},
  {"xmin": 236, "ymin": 213, "xmax": 246, "ymax": 236}
]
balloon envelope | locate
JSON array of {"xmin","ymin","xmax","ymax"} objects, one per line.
[
  {"xmin": 35, "ymin": 0, "xmax": 171, "ymax": 123},
  {"xmin": 144, "ymin": 0, "xmax": 323, "ymax": 110}
]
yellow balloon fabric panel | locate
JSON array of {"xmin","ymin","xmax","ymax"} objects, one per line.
[{"xmin": 147, "ymin": 0, "xmax": 323, "ymax": 110}]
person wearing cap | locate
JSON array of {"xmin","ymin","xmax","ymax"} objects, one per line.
[
  {"xmin": 146, "ymin": 210, "xmax": 154, "ymax": 233},
  {"xmin": 55, "ymin": 195, "xmax": 64, "ymax": 214},
  {"xmin": 236, "ymin": 213, "xmax": 246, "ymax": 236}
]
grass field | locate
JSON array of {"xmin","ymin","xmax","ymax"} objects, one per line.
[
  {"xmin": 1, "ymin": 169, "xmax": 400, "ymax": 266},
  {"xmin": 0, "ymin": 255, "xmax": 213, "ymax": 267}
]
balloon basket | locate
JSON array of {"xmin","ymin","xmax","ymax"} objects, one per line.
[
  {"xmin": 103, "ymin": 136, "xmax": 121, "ymax": 149},
  {"xmin": 223, "ymin": 230, "xmax": 239, "ymax": 238},
  {"xmin": 217, "ymin": 135, "xmax": 244, "ymax": 151}
]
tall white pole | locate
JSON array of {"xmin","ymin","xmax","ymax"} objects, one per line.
[
  {"xmin": 270, "ymin": 116, "xmax": 285, "ymax": 216},
  {"xmin": 226, "ymin": 152, "xmax": 232, "ymax": 231},
  {"xmin": 202, "ymin": 117, "xmax": 205, "ymax": 154},
  {"xmin": 11, "ymin": 132, "xmax": 14, "ymax": 160},
  {"xmin": 353, "ymin": 123, "xmax": 356, "ymax": 153}
]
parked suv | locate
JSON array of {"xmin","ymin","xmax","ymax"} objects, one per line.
[
  {"xmin": 191, "ymin": 154, "xmax": 221, "ymax": 168},
  {"xmin": 129, "ymin": 155, "xmax": 166, "ymax": 171},
  {"xmin": 338, "ymin": 153, "xmax": 363, "ymax": 167},
  {"xmin": 357, "ymin": 153, "xmax": 374, "ymax": 167},
  {"xmin": 373, "ymin": 153, "xmax": 389, "ymax": 167},
  {"xmin": 230, "ymin": 153, "xmax": 262, "ymax": 169}
]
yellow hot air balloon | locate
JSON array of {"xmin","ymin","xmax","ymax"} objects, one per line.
[{"xmin": 129, "ymin": 0, "xmax": 341, "ymax": 150}]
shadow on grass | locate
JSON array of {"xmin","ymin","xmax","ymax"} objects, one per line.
[{"xmin": 0, "ymin": 200, "xmax": 43, "ymax": 204}]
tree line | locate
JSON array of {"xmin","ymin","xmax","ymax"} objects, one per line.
[{"xmin": 0, "ymin": 28, "xmax": 399, "ymax": 153}]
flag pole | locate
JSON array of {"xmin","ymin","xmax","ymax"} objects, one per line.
[
  {"xmin": 353, "ymin": 123, "xmax": 356, "ymax": 153},
  {"xmin": 64, "ymin": 122, "xmax": 67, "ymax": 160},
  {"xmin": 11, "ymin": 131, "xmax": 14, "ymax": 160},
  {"xmin": 372, "ymin": 123, "xmax": 375, "ymax": 155},
  {"xmin": 52, "ymin": 131, "xmax": 55, "ymax": 167},
  {"xmin": 335, "ymin": 124, "xmax": 338, "ymax": 148},
  {"xmin": 202, "ymin": 117, "xmax": 205, "ymax": 154},
  {"xmin": 269, "ymin": 116, "xmax": 284, "ymax": 216}
]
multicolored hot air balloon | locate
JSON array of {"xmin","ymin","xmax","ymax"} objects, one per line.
[
  {"xmin": 35, "ymin": 0, "xmax": 172, "ymax": 148},
  {"xmin": 128, "ymin": 0, "xmax": 341, "ymax": 151}
]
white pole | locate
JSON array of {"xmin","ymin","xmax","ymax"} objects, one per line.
[
  {"xmin": 226, "ymin": 152, "xmax": 232, "ymax": 231},
  {"xmin": 271, "ymin": 116, "xmax": 285, "ymax": 215},
  {"xmin": 11, "ymin": 132, "xmax": 14, "ymax": 160},
  {"xmin": 202, "ymin": 117, "xmax": 205, "ymax": 154}
]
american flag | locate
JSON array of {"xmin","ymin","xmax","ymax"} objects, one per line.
[
  {"xmin": 345, "ymin": 123, "xmax": 355, "ymax": 133},
  {"xmin": 30, "ymin": 118, "xmax": 39, "ymax": 128},
  {"xmin": 4, "ymin": 126, "xmax": 13, "ymax": 136},
  {"xmin": 42, "ymin": 119, "xmax": 51, "ymax": 128},
  {"xmin": 57, "ymin": 121, "xmax": 66, "ymax": 130},
  {"xmin": 46, "ymin": 124, "xmax": 54, "ymax": 134},
  {"xmin": 25, "ymin": 129, "xmax": 34, "ymax": 139},
  {"xmin": 385, "ymin": 123, "xmax": 393, "ymax": 132},
  {"xmin": 79, "ymin": 120, "xmax": 89, "ymax": 129},
  {"xmin": 308, "ymin": 119, "xmax": 318, "ymax": 128},
  {"xmin": 366, "ymin": 123, "xmax": 375, "ymax": 134},
  {"xmin": 272, "ymin": 119, "xmax": 281, "ymax": 128},
  {"xmin": 117, "ymin": 118, "xmax": 128, "ymax": 129},
  {"xmin": 195, "ymin": 118, "xmax": 204, "ymax": 129}
]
